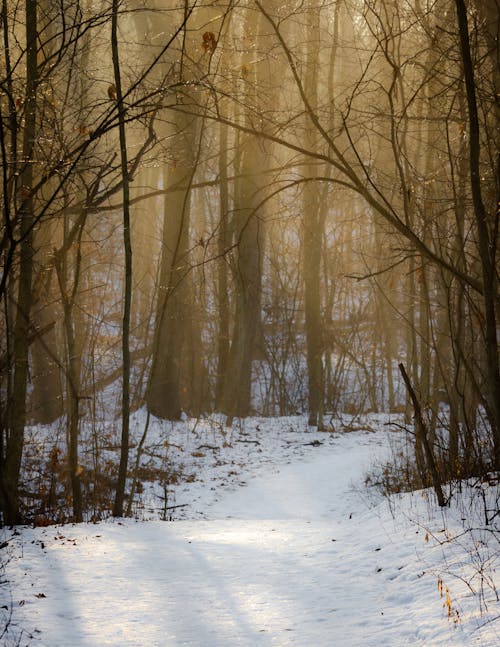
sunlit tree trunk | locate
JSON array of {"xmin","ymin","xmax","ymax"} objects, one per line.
[
  {"xmin": 222, "ymin": 128, "xmax": 263, "ymax": 421},
  {"xmin": 222, "ymin": 6, "xmax": 274, "ymax": 422},
  {"xmin": 146, "ymin": 108, "xmax": 196, "ymax": 420},
  {"xmin": 215, "ymin": 120, "xmax": 231, "ymax": 410},
  {"xmin": 303, "ymin": 5, "xmax": 325, "ymax": 428}
]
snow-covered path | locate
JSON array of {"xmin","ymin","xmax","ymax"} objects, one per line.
[{"xmin": 1, "ymin": 425, "xmax": 498, "ymax": 646}]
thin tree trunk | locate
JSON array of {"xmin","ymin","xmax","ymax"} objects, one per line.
[
  {"xmin": 222, "ymin": 151, "xmax": 262, "ymax": 420},
  {"xmin": 54, "ymin": 212, "xmax": 84, "ymax": 523},
  {"xmin": 303, "ymin": 5, "xmax": 324, "ymax": 429},
  {"xmin": 399, "ymin": 363, "xmax": 446, "ymax": 507},
  {"xmin": 111, "ymin": 0, "xmax": 132, "ymax": 517},
  {"xmin": 215, "ymin": 120, "xmax": 230, "ymax": 409}
]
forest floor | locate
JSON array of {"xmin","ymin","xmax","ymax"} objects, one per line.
[{"xmin": 1, "ymin": 412, "xmax": 499, "ymax": 646}]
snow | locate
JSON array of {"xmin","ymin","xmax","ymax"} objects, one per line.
[{"xmin": 1, "ymin": 414, "xmax": 499, "ymax": 646}]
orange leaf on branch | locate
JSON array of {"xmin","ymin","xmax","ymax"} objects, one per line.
[{"xmin": 202, "ymin": 32, "xmax": 217, "ymax": 53}]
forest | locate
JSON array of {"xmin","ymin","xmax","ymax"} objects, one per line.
[
  {"xmin": 1, "ymin": 1, "xmax": 499, "ymax": 644},
  {"xmin": 0, "ymin": 0, "xmax": 498, "ymax": 527}
]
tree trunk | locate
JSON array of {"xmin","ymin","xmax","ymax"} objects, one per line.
[
  {"xmin": 30, "ymin": 305, "xmax": 63, "ymax": 424},
  {"xmin": 455, "ymin": 0, "xmax": 500, "ymax": 468},
  {"xmin": 54, "ymin": 211, "xmax": 84, "ymax": 523},
  {"xmin": 112, "ymin": 0, "xmax": 132, "ymax": 517},
  {"xmin": 2, "ymin": 0, "xmax": 38, "ymax": 524},
  {"xmin": 303, "ymin": 5, "xmax": 324, "ymax": 429},
  {"xmin": 146, "ymin": 109, "xmax": 195, "ymax": 420},
  {"xmin": 222, "ymin": 7, "xmax": 271, "ymax": 422},
  {"xmin": 215, "ymin": 120, "xmax": 231, "ymax": 410},
  {"xmin": 222, "ymin": 137, "xmax": 263, "ymax": 420}
]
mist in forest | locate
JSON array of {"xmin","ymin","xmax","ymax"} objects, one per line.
[{"xmin": 0, "ymin": 0, "xmax": 498, "ymax": 524}]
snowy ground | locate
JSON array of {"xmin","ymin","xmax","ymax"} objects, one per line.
[{"xmin": 1, "ymin": 414, "xmax": 499, "ymax": 646}]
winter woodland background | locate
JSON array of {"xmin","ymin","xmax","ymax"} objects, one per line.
[
  {"xmin": 0, "ymin": 0, "xmax": 499, "ymax": 535},
  {"xmin": 1, "ymin": 1, "xmax": 499, "ymax": 644}
]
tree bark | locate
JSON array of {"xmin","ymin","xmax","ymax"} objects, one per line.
[
  {"xmin": 222, "ymin": 6, "xmax": 269, "ymax": 422},
  {"xmin": 111, "ymin": 0, "xmax": 132, "ymax": 517},
  {"xmin": 222, "ymin": 140, "xmax": 263, "ymax": 420},
  {"xmin": 2, "ymin": 0, "xmax": 38, "ymax": 524},
  {"xmin": 303, "ymin": 5, "xmax": 325, "ymax": 429},
  {"xmin": 455, "ymin": 0, "xmax": 500, "ymax": 468},
  {"xmin": 146, "ymin": 110, "xmax": 195, "ymax": 420},
  {"xmin": 215, "ymin": 120, "xmax": 231, "ymax": 410}
]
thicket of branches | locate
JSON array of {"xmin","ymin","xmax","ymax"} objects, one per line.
[{"xmin": 0, "ymin": 0, "xmax": 498, "ymax": 523}]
